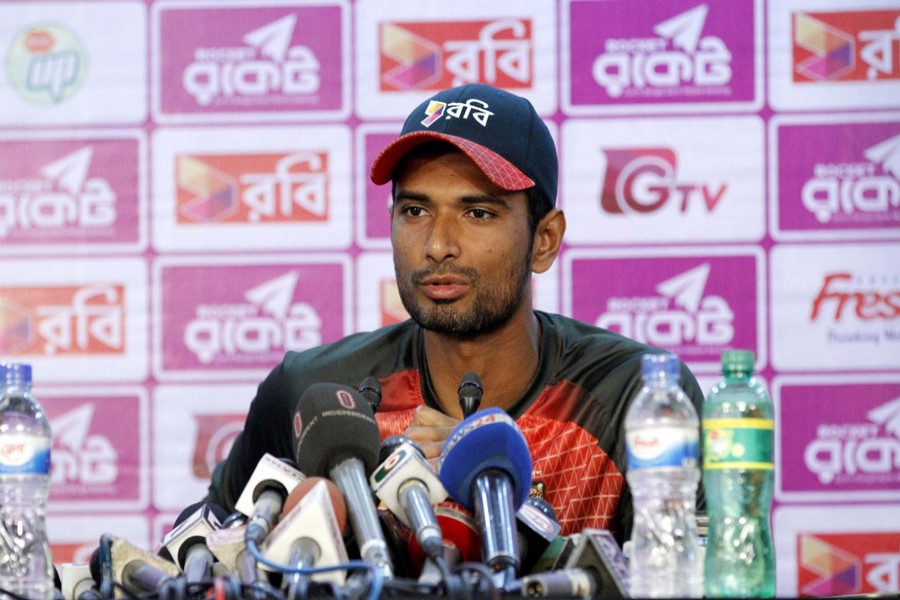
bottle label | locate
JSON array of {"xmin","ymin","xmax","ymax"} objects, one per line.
[
  {"xmin": 626, "ymin": 427, "xmax": 699, "ymax": 470},
  {"xmin": 0, "ymin": 434, "xmax": 51, "ymax": 475},
  {"xmin": 703, "ymin": 418, "xmax": 774, "ymax": 470}
]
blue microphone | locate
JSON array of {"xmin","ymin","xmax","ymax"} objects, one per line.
[{"xmin": 438, "ymin": 407, "xmax": 532, "ymax": 583}]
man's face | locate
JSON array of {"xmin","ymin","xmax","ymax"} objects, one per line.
[{"xmin": 391, "ymin": 148, "xmax": 535, "ymax": 338}]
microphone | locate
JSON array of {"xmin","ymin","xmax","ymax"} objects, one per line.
[
  {"xmin": 60, "ymin": 564, "xmax": 101, "ymax": 600},
  {"xmin": 262, "ymin": 477, "xmax": 349, "ymax": 588},
  {"xmin": 407, "ymin": 500, "xmax": 481, "ymax": 575},
  {"xmin": 107, "ymin": 536, "xmax": 181, "ymax": 594},
  {"xmin": 206, "ymin": 525, "xmax": 261, "ymax": 585},
  {"xmin": 358, "ymin": 376, "xmax": 382, "ymax": 413},
  {"xmin": 293, "ymin": 382, "xmax": 393, "ymax": 577},
  {"xmin": 439, "ymin": 407, "xmax": 533, "ymax": 584},
  {"xmin": 523, "ymin": 529, "xmax": 629, "ymax": 599},
  {"xmin": 562, "ymin": 529, "xmax": 629, "ymax": 598},
  {"xmin": 89, "ymin": 537, "xmax": 114, "ymax": 599},
  {"xmin": 370, "ymin": 436, "xmax": 448, "ymax": 561},
  {"xmin": 521, "ymin": 568, "xmax": 599, "ymax": 598},
  {"xmin": 517, "ymin": 496, "xmax": 562, "ymax": 574},
  {"xmin": 530, "ymin": 533, "xmax": 584, "ymax": 575},
  {"xmin": 161, "ymin": 500, "xmax": 227, "ymax": 582},
  {"xmin": 234, "ymin": 453, "xmax": 306, "ymax": 544},
  {"xmin": 457, "ymin": 371, "xmax": 482, "ymax": 419}
]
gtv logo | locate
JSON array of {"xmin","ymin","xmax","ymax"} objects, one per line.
[{"xmin": 600, "ymin": 148, "xmax": 726, "ymax": 215}]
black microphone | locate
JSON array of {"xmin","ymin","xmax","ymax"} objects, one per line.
[
  {"xmin": 89, "ymin": 536, "xmax": 114, "ymax": 599},
  {"xmin": 517, "ymin": 496, "xmax": 561, "ymax": 574},
  {"xmin": 293, "ymin": 382, "xmax": 393, "ymax": 577},
  {"xmin": 522, "ymin": 529, "xmax": 629, "ymax": 599},
  {"xmin": 370, "ymin": 436, "xmax": 448, "ymax": 561},
  {"xmin": 161, "ymin": 500, "xmax": 227, "ymax": 583},
  {"xmin": 234, "ymin": 453, "xmax": 306, "ymax": 545},
  {"xmin": 457, "ymin": 371, "xmax": 482, "ymax": 419},
  {"xmin": 439, "ymin": 407, "xmax": 533, "ymax": 586},
  {"xmin": 358, "ymin": 376, "xmax": 382, "ymax": 413},
  {"xmin": 522, "ymin": 568, "xmax": 599, "ymax": 598}
]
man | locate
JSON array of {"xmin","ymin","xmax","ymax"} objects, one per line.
[{"xmin": 206, "ymin": 83, "xmax": 704, "ymax": 545}]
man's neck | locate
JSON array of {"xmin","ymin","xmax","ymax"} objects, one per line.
[{"xmin": 423, "ymin": 309, "xmax": 542, "ymax": 419}]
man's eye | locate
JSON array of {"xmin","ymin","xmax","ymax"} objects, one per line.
[
  {"xmin": 405, "ymin": 206, "xmax": 424, "ymax": 216},
  {"xmin": 470, "ymin": 208, "xmax": 491, "ymax": 219}
]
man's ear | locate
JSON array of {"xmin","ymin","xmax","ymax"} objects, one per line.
[{"xmin": 532, "ymin": 208, "xmax": 566, "ymax": 274}]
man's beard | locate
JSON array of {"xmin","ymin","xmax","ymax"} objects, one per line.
[{"xmin": 396, "ymin": 253, "xmax": 532, "ymax": 339}]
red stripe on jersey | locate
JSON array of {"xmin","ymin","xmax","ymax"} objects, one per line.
[{"xmin": 373, "ymin": 372, "xmax": 623, "ymax": 535}]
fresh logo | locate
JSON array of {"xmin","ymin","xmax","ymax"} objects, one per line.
[
  {"xmin": 6, "ymin": 24, "xmax": 88, "ymax": 105},
  {"xmin": 810, "ymin": 272, "xmax": 900, "ymax": 324},
  {"xmin": 592, "ymin": 4, "xmax": 732, "ymax": 98},
  {"xmin": 600, "ymin": 148, "xmax": 726, "ymax": 215}
]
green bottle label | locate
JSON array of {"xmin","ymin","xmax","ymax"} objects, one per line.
[{"xmin": 703, "ymin": 418, "xmax": 774, "ymax": 470}]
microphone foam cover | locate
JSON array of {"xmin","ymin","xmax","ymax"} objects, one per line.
[
  {"xmin": 439, "ymin": 407, "xmax": 532, "ymax": 511},
  {"xmin": 293, "ymin": 382, "xmax": 381, "ymax": 477},
  {"xmin": 283, "ymin": 476, "xmax": 349, "ymax": 533}
]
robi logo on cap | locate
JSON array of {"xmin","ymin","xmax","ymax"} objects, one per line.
[
  {"xmin": 420, "ymin": 98, "xmax": 494, "ymax": 128},
  {"xmin": 421, "ymin": 100, "xmax": 446, "ymax": 127}
]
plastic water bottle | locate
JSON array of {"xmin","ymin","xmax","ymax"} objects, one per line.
[
  {"xmin": 0, "ymin": 362, "xmax": 53, "ymax": 600},
  {"xmin": 625, "ymin": 353, "xmax": 703, "ymax": 598},
  {"xmin": 702, "ymin": 350, "xmax": 775, "ymax": 597}
]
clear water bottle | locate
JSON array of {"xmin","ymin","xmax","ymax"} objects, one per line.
[
  {"xmin": 702, "ymin": 350, "xmax": 775, "ymax": 597},
  {"xmin": 625, "ymin": 353, "xmax": 703, "ymax": 598},
  {"xmin": 0, "ymin": 362, "xmax": 53, "ymax": 600}
]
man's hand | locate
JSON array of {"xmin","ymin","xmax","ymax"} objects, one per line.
[{"xmin": 404, "ymin": 405, "xmax": 460, "ymax": 464}]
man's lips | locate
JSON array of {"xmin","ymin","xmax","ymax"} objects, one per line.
[{"xmin": 418, "ymin": 275, "xmax": 471, "ymax": 301}]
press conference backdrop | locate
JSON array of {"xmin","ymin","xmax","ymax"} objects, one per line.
[{"xmin": 0, "ymin": 0, "xmax": 898, "ymax": 596}]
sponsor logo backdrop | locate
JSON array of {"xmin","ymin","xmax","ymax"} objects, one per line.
[{"xmin": 0, "ymin": 0, "xmax": 897, "ymax": 595}]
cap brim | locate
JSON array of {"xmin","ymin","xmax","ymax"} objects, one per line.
[{"xmin": 370, "ymin": 131, "xmax": 535, "ymax": 192}]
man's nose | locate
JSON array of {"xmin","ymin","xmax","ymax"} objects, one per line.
[{"xmin": 424, "ymin": 212, "xmax": 461, "ymax": 262}]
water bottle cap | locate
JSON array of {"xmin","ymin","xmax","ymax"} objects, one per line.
[
  {"xmin": 721, "ymin": 350, "xmax": 754, "ymax": 376},
  {"xmin": 0, "ymin": 362, "xmax": 32, "ymax": 386},
  {"xmin": 640, "ymin": 352, "xmax": 681, "ymax": 382}
]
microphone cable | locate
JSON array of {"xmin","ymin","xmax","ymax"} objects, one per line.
[{"xmin": 245, "ymin": 538, "xmax": 383, "ymax": 600}]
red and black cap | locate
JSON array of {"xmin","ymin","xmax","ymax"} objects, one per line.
[{"xmin": 370, "ymin": 83, "xmax": 557, "ymax": 210}]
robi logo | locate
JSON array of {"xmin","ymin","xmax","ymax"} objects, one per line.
[{"xmin": 600, "ymin": 148, "xmax": 726, "ymax": 215}]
